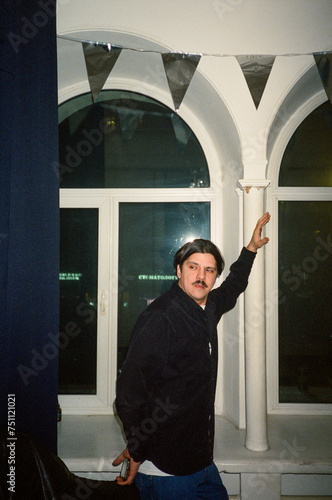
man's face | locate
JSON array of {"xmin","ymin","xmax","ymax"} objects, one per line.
[{"xmin": 177, "ymin": 252, "xmax": 218, "ymax": 306}]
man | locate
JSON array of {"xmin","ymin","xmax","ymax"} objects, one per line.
[{"xmin": 113, "ymin": 213, "xmax": 270, "ymax": 499}]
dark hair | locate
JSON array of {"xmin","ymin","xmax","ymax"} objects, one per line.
[{"xmin": 173, "ymin": 239, "xmax": 225, "ymax": 277}]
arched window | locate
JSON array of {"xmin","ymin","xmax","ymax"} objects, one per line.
[
  {"xmin": 279, "ymin": 100, "xmax": 332, "ymax": 187},
  {"xmin": 58, "ymin": 91, "xmax": 212, "ymax": 410},
  {"xmin": 59, "ymin": 90, "xmax": 209, "ymax": 189},
  {"xmin": 277, "ymin": 100, "xmax": 332, "ymax": 406}
]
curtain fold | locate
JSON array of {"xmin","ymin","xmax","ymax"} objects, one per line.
[{"xmin": 0, "ymin": 0, "xmax": 59, "ymax": 453}]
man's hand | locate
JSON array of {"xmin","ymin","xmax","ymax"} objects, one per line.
[
  {"xmin": 112, "ymin": 448, "xmax": 141, "ymax": 486},
  {"xmin": 246, "ymin": 212, "xmax": 271, "ymax": 253}
]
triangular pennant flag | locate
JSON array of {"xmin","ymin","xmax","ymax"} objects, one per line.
[
  {"xmin": 171, "ymin": 113, "xmax": 192, "ymax": 153},
  {"xmin": 162, "ymin": 53, "xmax": 201, "ymax": 111},
  {"xmin": 82, "ymin": 42, "xmax": 122, "ymax": 102},
  {"xmin": 314, "ymin": 53, "xmax": 332, "ymax": 104},
  {"xmin": 117, "ymin": 107, "xmax": 144, "ymax": 143},
  {"xmin": 236, "ymin": 55, "xmax": 275, "ymax": 108}
]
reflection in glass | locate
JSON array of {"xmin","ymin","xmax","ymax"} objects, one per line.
[
  {"xmin": 59, "ymin": 209, "xmax": 98, "ymax": 394},
  {"xmin": 118, "ymin": 202, "xmax": 210, "ymax": 371},
  {"xmin": 278, "ymin": 201, "xmax": 332, "ymax": 403},
  {"xmin": 279, "ymin": 100, "xmax": 332, "ymax": 187},
  {"xmin": 59, "ymin": 91, "xmax": 209, "ymax": 189}
]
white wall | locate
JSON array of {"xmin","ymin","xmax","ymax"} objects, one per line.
[{"xmin": 57, "ymin": 0, "xmax": 331, "ymax": 54}]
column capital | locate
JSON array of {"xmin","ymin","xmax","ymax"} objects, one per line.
[{"xmin": 237, "ymin": 179, "xmax": 270, "ymax": 192}]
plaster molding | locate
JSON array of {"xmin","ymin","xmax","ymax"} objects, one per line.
[{"xmin": 238, "ymin": 179, "xmax": 271, "ymax": 193}]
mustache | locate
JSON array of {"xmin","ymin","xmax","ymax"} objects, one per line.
[{"xmin": 192, "ymin": 280, "xmax": 208, "ymax": 288}]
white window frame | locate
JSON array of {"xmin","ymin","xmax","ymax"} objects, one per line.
[
  {"xmin": 58, "ymin": 194, "xmax": 111, "ymax": 414},
  {"xmin": 59, "ymin": 188, "xmax": 219, "ymax": 415},
  {"xmin": 267, "ymin": 187, "xmax": 332, "ymax": 415},
  {"xmin": 266, "ymin": 93, "xmax": 332, "ymax": 415}
]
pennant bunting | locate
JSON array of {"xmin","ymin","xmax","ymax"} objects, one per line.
[
  {"xmin": 171, "ymin": 113, "xmax": 192, "ymax": 153},
  {"xmin": 236, "ymin": 55, "xmax": 275, "ymax": 108},
  {"xmin": 314, "ymin": 53, "xmax": 332, "ymax": 104},
  {"xmin": 162, "ymin": 53, "xmax": 201, "ymax": 111},
  {"xmin": 117, "ymin": 107, "xmax": 144, "ymax": 143},
  {"xmin": 82, "ymin": 42, "xmax": 122, "ymax": 102},
  {"xmin": 56, "ymin": 34, "xmax": 332, "ymax": 111}
]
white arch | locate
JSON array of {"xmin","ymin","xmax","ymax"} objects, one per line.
[
  {"xmin": 268, "ymin": 91, "xmax": 328, "ymax": 188},
  {"xmin": 266, "ymin": 61, "xmax": 327, "ymax": 185},
  {"xmin": 57, "ymin": 30, "xmax": 244, "ymax": 191}
]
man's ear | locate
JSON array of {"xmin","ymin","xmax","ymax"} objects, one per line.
[{"xmin": 176, "ymin": 264, "xmax": 181, "ymax": 279}]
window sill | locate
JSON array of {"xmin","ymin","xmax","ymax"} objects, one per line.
[
  {"xmin": 58, "ymin": 414, "xmax": 332, "ymax": 497},
  {"xmin": 58, "ymin": 414, "xmax": 332, "ymax": 475}
]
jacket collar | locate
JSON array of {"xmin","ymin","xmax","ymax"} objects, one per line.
[{"xmin": 169, "ymin": 281, "xmax": 208, "ymax": 318}]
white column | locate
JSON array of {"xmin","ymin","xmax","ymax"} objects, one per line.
[{"xmin": 238, "ymin": 179, "xmax": 270, "ymax": 452}]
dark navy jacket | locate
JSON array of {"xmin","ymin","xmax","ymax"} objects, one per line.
[{"xmin": 115, "ymin": 247, "xmax": 256, "ymax": 476}]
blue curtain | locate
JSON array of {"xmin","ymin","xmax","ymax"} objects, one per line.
[{"xmin": 0, "ymin": 1, "xmax": 59, "ymax": 453}]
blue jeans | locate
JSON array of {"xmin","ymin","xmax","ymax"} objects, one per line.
[{"xmin": 135, "ymin": 462, "xmax": 228, "ymax": 500}]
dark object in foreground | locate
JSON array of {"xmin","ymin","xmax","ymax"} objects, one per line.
[{"xmin": 0, "ymin": 427, "xmax": 139, "ymax": 499}]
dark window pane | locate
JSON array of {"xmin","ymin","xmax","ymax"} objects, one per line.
[
  {"xmin": 279, "ymin": 101, "xmax": 332, "ymax": 187},
  {"xmin": 59, "ymin": 91, "xmax": 209, "ymax": 189},
  {"xmin": 59, "ymin": 208, "xmax": 98, "ymax": 394},
  {"xmin": 278, "ymin": 201, "xmax": 332, "ymax": 403},
  {"xmin": 118, "ymin": 202, "xmax": 210, "ymax": 371}
]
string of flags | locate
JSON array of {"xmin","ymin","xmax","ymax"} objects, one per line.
[{"xmin": 58, "ymin": 35, "xmax": 332, "ymax": 111}]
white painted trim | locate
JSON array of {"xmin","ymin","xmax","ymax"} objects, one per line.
[
  {"xmin": 57, "ymin": 83, "xmax": 223, "ymax": 196},
  {"xmin": 236, "ymin": 187, "xmax": 246, "ymax": 429},
  {"xmin": 270, "ymin": 187, "xmax": 332, "ymax": 200},
  {"xmin": 109, "ymin": 197, "xmax": 119, "ymax": 412},
  {"xmin": 59, "ymin": 195, "xmax": 112, "ymax": 414},
  {"xmin": 60, "ymin": 189, "xmax": 217, "ymax": 414},
  {"xmin": 238, "ymin": 179, "xmax": 271, "ymax": 189},
  {"xmin": 57, "ymin": 79, "xmax": 223, "ymax": 413},
  {"xmin": 267, "ymin": 189, "xmax": 332, "ymax": 415},
  {"xmin": 268, "ymin": 91, "xmax": 328, "ymax": 188},
  {"xmin": 266, "ymin": 93, "xmax": 332, "ymax": 416},
  {"xmin": 239, "ymin": 184, "xmax": 269, "ymax": 451},
  {"xmin": 265, "ymin": 194, "xmax": 280, "ymax": 414},
  {"xmin": 269, "ymin": 404, "xmax": 332, "ymax": 416}
]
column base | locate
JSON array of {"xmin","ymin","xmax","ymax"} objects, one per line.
[{"xmin": 245, "ymin": 437, "xmax": 269, "ymax": 452}]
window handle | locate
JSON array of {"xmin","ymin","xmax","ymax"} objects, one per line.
[{"xmin": 100, "ymin": 290, "xmax": 107, "ymax": 315}]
